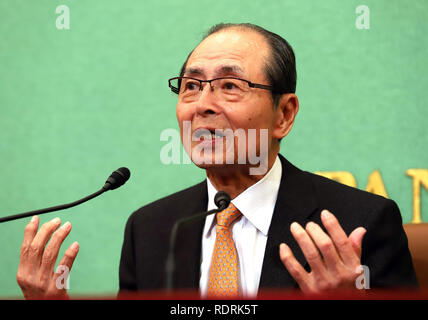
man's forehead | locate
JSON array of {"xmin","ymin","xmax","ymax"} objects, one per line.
[
  {"xmin": 192, "ymin": 29, "xmax": 266, "ymax": 58},
  {"xmin": 184, "ymin": 29, "xmax": 269, "ymax": 78},
  {"xmin": 184, "ymin": 65, "xmax": 245, "ymax": 78}
]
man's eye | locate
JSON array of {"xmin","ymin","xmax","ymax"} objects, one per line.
[
  {"xmin": 185, "ymin": 82, "xmax": 199, "ymax": 91},
  {"xmin": 223, "ymin": 82, "xmax": 238, "ymax": 90}
]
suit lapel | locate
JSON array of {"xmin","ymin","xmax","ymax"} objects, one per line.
[
  {"xmin": 172, "ymin": 155, "xmax": 322, "ymax": 291},
  {"xmin": 174, "ymin": 181, "xmax": 208, "ymax": 289},
  {"xmin": 259, "ymin": 154, "xmax": 321, "ymax": 290}
]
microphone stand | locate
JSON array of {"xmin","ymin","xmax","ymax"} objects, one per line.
[{"xmin": 165, "ymin": 208, "xmax": 223, "ymax": 292}]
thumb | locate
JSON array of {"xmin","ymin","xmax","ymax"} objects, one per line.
[{"xmin": 348, "ymin": 227, "xmax": 366, "ymax": 259}]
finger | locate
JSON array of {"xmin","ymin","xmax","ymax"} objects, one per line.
[
  {"xmin": 29, "ymin": 217, "xmax": 62, "ymax": 266},
  {"xmin": 321, "ymin": 210, "xmax": 358, "ymax": 266},
  {"xmin": 305, "ymin": 222, "xmax": 343, "ymax": 272},
  {"xmin": 17, "ymin": 216, "xmax": 40, "ymax": 290},
  {"xmin": 348, "ymin": 227, "xmax": 366, "ymax": 259},
  {"xmin": 279, "ymin": 243, "xmax": 312, "ymax": 292},
  {"xmin": 20, "ymin": 216, "xmax": 39, "ymax": 262},
  {"xmin": 290, "ymin": 222, "xmax": 327, "ymax": 276},
  {"xmin": 56, "ymin": 242, "xmax": 79, "ymax": 277},
  {"xmin": 50, "ymin": 242, "xmax": 79, "ymax": 297},
  {"xmin": 39, "ymin": 222, "xmax": 72, "ymax": 275}
]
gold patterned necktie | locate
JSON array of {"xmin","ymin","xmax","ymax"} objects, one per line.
[{"xmin": 207, "ymin": 202, "xmax": 242, "ymax": 297}]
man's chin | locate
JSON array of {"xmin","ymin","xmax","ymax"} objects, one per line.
[
  {"xmin": 190, "ymin": 156, "xmax": 245, "ymax": 174},
  {"xmin": 191, "ymin": 159, "xmax": 226, "ymax": 170},
  {"xmin": 191, "ymin": 155, "xmax": 230, "ymax": 169}
]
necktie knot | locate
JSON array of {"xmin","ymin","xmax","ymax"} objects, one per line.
[{"xmin": 216, "ymin": 203, "xmax": 241, "ymax": 228}]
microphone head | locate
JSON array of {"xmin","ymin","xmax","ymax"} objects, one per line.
[
  {"xmin": 214, "ymin": 191, "xmax": 231, "ymax": 211},
  {"xmin": 103, "ymin": 167, "xmax": 131, "ymax": 190}
]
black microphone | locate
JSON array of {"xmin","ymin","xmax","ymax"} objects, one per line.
[
  {"xmin": 0, "ymin": 167, "xmax": 131, "ymax": 224},
  {"xmin": 165, "ymin": 191, "xmax": 231, "ymax": 292}
]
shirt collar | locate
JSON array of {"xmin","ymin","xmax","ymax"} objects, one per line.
[{"xmin": 204, "ymin": 156, "xmax": 283, "ymax": 237}]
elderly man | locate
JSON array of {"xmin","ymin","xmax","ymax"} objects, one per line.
[
  {"xmin": 17, "ymin": 23, "xmax": 417, "ymax": 299},
  {"xmin": 119, "ymin": 23, "xmax": 417, "ymax": 297}
]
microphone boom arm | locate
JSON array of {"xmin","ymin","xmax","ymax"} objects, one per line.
[
  {"xmin": 0, "ymin": 167, "xmax": 130, "ymax": 224},
  {"xmin": 0, "ymin": 188, "xmax": 106, "ymax": 223}
]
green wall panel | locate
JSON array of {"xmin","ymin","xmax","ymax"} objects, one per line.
[{"xmin": 0, "ymin": 0, "xmax": 427, "ymax": 297}]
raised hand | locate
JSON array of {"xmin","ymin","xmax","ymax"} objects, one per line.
[
  {"xmin": 279, "ymin": 210, "xmax": 367, "ymax": 293},
  {"xmin": 16, "ymin": 216, "xmax": 79, "ymax": 299}
]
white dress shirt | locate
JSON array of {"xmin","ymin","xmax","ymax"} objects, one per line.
[{"xmin": 199, "ymin": 156, "xmax": 283, "ymax": 298}]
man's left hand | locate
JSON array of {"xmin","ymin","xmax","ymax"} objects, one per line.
[{"xmin": 279, "ymin": 210, "xmax": 366, "ymax": 293}]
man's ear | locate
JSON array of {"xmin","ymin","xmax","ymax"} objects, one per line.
[{"xmin": 272, "ymin": 93, "xmax": 299, "ymax": 140}]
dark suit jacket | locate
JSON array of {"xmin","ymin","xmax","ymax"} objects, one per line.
[{"xmin": 119, "ymin": 154, "xmax": 418, "ymax": 292}]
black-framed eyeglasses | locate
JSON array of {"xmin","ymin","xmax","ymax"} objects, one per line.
[{"xmin": 168, "ymin": 76, "xmax": 274, "ymax": 102}]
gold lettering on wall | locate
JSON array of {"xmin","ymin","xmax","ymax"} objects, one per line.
[
  {"xmin": 405, "ymin": 169, "xmax": 428, "ymax": 224},
  {"xmin": 314, "ymin": 171, "xmax": 357, "ymax": 188},
  {"xmin": 365, "ymin": 170, "xmax": 388, "ymax": 198},
  {"xmin": 315, "ymin": 169, "xmax": 427, "ymax": 223}
]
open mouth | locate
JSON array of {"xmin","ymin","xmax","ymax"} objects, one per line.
[{"xmin": 194, "ymin": 128, "xmax": 224, "ymax": 141}]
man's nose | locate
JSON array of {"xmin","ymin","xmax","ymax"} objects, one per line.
[{"xmin": 195, "ymin": 83, "xmax": 220, "ymax": 116}]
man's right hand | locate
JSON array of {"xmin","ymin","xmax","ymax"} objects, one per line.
[{"xmin": 16, "ymin": 215, "xmax": 79, "ymax": 299}]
